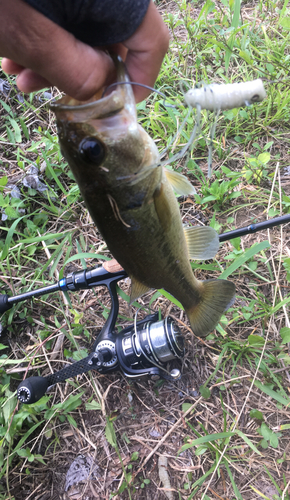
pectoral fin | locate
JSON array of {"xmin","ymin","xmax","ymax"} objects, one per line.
[
  {"xmin": 153, "ymin": 183, "xmax": 172, "ymax": 231},
  {"xmin": 164, "ymin": 168, "xmax": 196, "ymax": 195},
  {"xmin": 184, "ymin": 226, "xmax": 219, "ymax": 260},
  {"xmin": 130, "ymin": 277, "xmax": 151, "ymax": 303}
]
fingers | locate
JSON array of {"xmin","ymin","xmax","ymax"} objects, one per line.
[
  {"xmin": 2, "ymin": 58, "xmax": 24, "ymax": 74},
  {"xmin": 15, "ymin": 69, "xmax": 52, "ymax": 93},
  {"xmin": 2, "ymin": 58, "xmax": 52, "ymax": 91},
  {"xmin": 123, "ymin": 1, "xmax": 169, "ymax": 102}
]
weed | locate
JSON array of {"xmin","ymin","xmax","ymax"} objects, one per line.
[{"xmin": 195, "ymin": 167, "xmax": 242, "ymax": 209}]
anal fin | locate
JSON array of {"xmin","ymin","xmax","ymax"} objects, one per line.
[
  {"xmin": 130, "ymin": 277, "xmax": 151, "ymax": 303},
  {"xmin": 184, "ymin": 225, "xmax": 219, "ymax": 260}
]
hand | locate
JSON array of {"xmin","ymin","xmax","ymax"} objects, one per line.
[{"xmin": 0, "ymin": 0, "xmax": 169, "ymax": 102}]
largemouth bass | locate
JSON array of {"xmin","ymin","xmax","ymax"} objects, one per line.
[{"xmin": 50, "ymin": 57, "xmax": 235, "ymax": 337}]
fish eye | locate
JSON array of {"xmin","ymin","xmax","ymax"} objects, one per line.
[{"xmin": 79, "ymin": 137, "xmax": 106, "ymax": 165}]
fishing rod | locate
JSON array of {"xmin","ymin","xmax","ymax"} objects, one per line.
[
  {"xmin": 1, "ymin": 214, "xmax": 289, "ymax": 406},
  {"xmin": 2, "ymin": 214, "xmax": 288, "ymax": 313},
  {"xmin": 218, "ymin": 214, "xmax": 290, "ymax": 242}
]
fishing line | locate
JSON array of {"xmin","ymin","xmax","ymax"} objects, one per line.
[
  {"xmin": 159, "ymin": 108, "xmax": 191, "ymax": 160},
  {"xmin": 207, "ymin": 109, "xmax": 221, "ymax": 178},
  {"xmin": 263, "ymin": 77, "xmax": 290, "ymax": 86},
  {"xmin": 102, "ymin": 81, "xmax": 176, "ymax": 108},
  {"xmin": 160, "ymin": 104, "xmax": 201, "ymax": 168},
  {"xmin": 103, "ymin": 80, "xmax": 200, "ymax": 171}
]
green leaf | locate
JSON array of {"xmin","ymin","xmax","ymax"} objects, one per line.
[
  {"xmin": 269, "ymin": 433, "xmax": 279, "ymax": 448},
  {"xmin": 182, "ymin": 403, "xmax": 194, "ymax": 413},
  {"xmin": 117, "ymin": 480, "xmax": 127, "ymax": 494},
  {"xmin": 0, "ymin": 98, "xmax": 13, "ymax": 116},
  {"xmin": 260, "ymin": 438, "xmax": 269, "ymax": 449},
  {"xmin": 258, "ymin": 152, "xmax": 270, "ymax": 164},
  {"xmin": 187, "ymin": 464, "xmax": 217, "ymax": 499},
  {"xmin": 2, "ymin": 395, "xmax": 17, "ymax": 423},
  {"xmin": 260, "ymin": 423, "xmax": 272, "ymax": 441},
  {"xmin": 250, "ymin": 409, "xmax": 264, "ymax": 420},
  {"xmin": 60, "ymin": 394, "xmax": 83, "ymax": 413},
  {"xmin": 248, "ymin": 334, "xmax": 265, "ymax": 346},
  {"xmin": 239, "ymin": 50, "xmax": 253, "ymax": 65},
  {"xmin": 27, "ymin": 245, "xmax": 37, "ymax": 256},
  {"xmin": 280, "ymin": 327, "xmax": 290, "ymax": 344},
  {"xmin": 8, "ymin": 118, "xmax": 22, "ymax": 143},
  {"xmin": 0, "ymin": 176, "xmax": 8, "ymax": 187},
  {"xmin": 195, "ymin": 445, "xmax": 208, "ymax": 456},
  {"xmin": 220, "ymin": 240, "xmax": 270, "ymax": 279},
  {"xmin": 105, "ymin": 418, "xmax": 117, "ymax": 448},
  {"xmin": 35, "ymin": 454, "xmax": 46, "ymax": 465},
  {"xmin": 0, "ymin": 216, "xmax": 25, "ymax": 260},
  {"xmin": 131, "ymin": 451, "xmax": 139, "ymax": 461},
  {"xmin": 85, "ymin": 401, "xmax": 101, "ymax": 411},
  {"xmin": 253, "ymin": 380, "xmax": 290, "ymax": 406},
  {"xmin": 67, "ymin": 415, "xmax": 78, "ymax": 427},
  {"xmin": 199, "ymin": 386, "xmax": 211, "ymax": 399},
  {"xmin": 235, "ymin": 429, "xmax": 262, "ymax": 456},
  {"xmin": 224, "ymin": 461, "xmax": 243, "ymax": 500},
  {"xmin": 185, "ymin": 432, "xmax": 235, "ymax": 448},
  {"xmin": 4, "ymin": 206, "xmax": 19, "ymax": 219},
  {"xmin": 19, "ymin": 117, "xmax": 30, "ymax": 140},
  {"xmin": 280, "ymin": 17, "xmax": 290, "ymax": 29},
  {"xmin": 17, "ymin": 448, "xmax": 31, "ymax": 458},
  {"xmin": 272, "ymin": 296, "xmax": 290, "ymax": 314}
]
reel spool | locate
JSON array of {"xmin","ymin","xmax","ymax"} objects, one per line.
[{"xmin": 117, "ymin": 316, "xmax": 184, "ymax": 379}]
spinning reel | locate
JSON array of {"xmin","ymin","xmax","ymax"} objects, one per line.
[{"xmin": 0, "ymin": 260, "xmax": 184, "ymax": 405}]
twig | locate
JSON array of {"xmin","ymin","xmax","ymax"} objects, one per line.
[{"xmin": 136, "ymin": 398, "xmax": 202, "ymax": 474}]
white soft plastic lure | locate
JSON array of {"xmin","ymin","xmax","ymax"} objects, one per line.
[{"xmin": 185, "ymin": 79, "xmax": 267, "ymax": 111}]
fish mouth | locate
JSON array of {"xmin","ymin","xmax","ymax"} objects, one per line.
[{"xmin": 49, "ymin": 55, "xmax": 135, "ymax": 121}]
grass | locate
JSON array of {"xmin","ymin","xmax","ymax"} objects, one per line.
[{"xmin": 0, "ymin": 0, "xmax": 290, "ymax": 498}]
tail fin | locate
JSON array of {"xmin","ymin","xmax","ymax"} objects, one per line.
[{"xmin": 186, "ymin": 279, "xmax": 235, "ymax": 338}]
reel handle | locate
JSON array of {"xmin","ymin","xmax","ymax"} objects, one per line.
[
  {"xmin": 0, "ymin": 294, "xmax": 12, "ymax": 314},
  {"xmin": 17, "ymin": 376, "xmax": 50, "ymax": 404}
]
